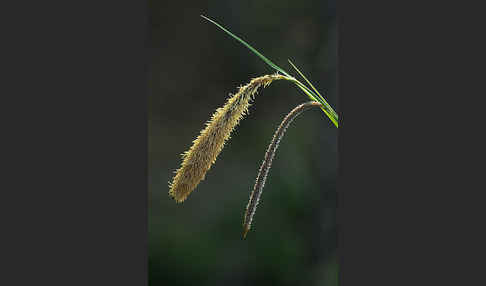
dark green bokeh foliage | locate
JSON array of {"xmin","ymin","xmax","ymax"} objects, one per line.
[{"xmin": 149, "ymin": 0, "xmax": 337, "ymax": 285}]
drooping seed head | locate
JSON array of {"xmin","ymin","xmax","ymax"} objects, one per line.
[{"xmin": 243, "ymin": 101, "xmax": 322, "ymax": 238}]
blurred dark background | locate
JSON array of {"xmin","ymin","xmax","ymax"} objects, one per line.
[{"xmin": 149, "ymin": 0, "xmax": 337, "ymax": 285}]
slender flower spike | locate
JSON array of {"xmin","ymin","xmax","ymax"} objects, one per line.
[
  {"xmin": 243, "ymin": 101, "xmax": 322, "ymax": 239},
  {"xmin": 169, "ymin": 74, "xmax": 286, "ymax": 203}
]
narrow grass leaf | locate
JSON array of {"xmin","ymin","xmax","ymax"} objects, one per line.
[
  {"xmin": 200, "ymin": 15, "xmax": 290, "ymax": 77},
  {"xmin": 201, "ymin": 15, "xmax": 339, "ymax": 127}
]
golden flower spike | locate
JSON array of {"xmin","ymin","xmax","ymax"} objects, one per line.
[{"xmin": 169, "ymin": 74, "xmax": 286, "ymax": 203}]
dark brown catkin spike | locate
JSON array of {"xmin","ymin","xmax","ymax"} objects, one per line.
[
  {"xmin": 169, "ymin": 74, "xmax": 286, "ymax": 203},
  {"xmin": 243, "ymin": 101, "xmax": 322, "ymax": 239}
]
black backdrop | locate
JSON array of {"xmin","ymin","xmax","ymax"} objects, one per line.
[{"xmin": 149, "ymin": 1, "xmax": 338, "ymax": 285}]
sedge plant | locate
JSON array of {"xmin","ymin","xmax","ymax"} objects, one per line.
[{"xmin": 169, "ymin": 15, "xmax": 338, "ymax": 239}]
